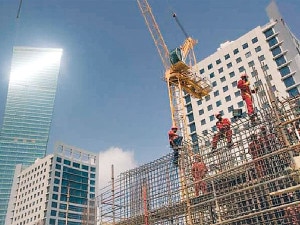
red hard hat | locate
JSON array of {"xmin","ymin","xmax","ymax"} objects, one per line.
[
  {"xmin": 171, "ymin": 126, "xmax": 178, "ymax": 130},
  {"xmin": 240, "ymin": 73, "xmax": 248, "ymax": 78}
]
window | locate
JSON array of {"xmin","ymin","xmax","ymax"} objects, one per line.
[
  {"xmin": 258, "ymin": 55, "xmax": 265, "ymax": 61},
  {"xmin": 212, "ymin": 81, "xmax": 217, "ymax": 87},
  {"xmin": 64, "ymin": 159, "xmax": 71, "ymax": 165},
  {"xmin": 218, "ymin": 67, "xmax": 224, "ymax": 73},
  {"xmin": 73, "ymin": 162, "xmax": 80, "ymax": 168},
  {"xmin": 235, "ymin": 90, "xmax": 241, "ymax": 97},
  {"xmin": 245, "ymin": 51, "xmax": 251, "ymax": 58},
  {"xmin": 186, "ymin": 104, "xmax": 193, "ymax": 113},
  {"xmin": 225, "ymin": 95, "xmax": 231, "ymax": 102},
  {"xmin": 216, "ymin": 100, "xmax": 222, "ymax": 107},
  {"xmin": 262, "ymin": 64, "xmax": 269, "ymax": 71},
  {"xmin": 238, "ymin": 66, "xmax": 245, "ymax": 72},
  {"xmin": 242, "ymin": 43, "xmax": 248, "ymax": 49},
  {"xmin": 51, "ymin": 210, "xmax": 57, "ymax": 216},
  {"xmin": 229, "ymin": 71, "xmax": 235, "ymax": 78},
  {"xmin": 209, "ymin": 72, "xmax": 215, "ymax": 78},
  {"xmin": 283, "ymin": 76, "xmax": 295, "ymax": 88},
  {"xmin": 268, "ymin": 37, "xmax": 278, "ymax": 47},
  {"xmin": 214, "ymin": 90, "xmax": 219, "ymax": 97},
  {"xmin": 208, "ymin": 63, "xmax": 213, "ymax": 70},
  {"xmin": 233, "ymin": 48, "xmax": 239, "ymax": 55},
  {"xmin": 199, "ymin": 109, "xmax": 204, "ymax": 115},
  {"xmin": 251, "ymin": 71, "xmax": 257, "ymax": 77},
  {"xmin": 184, "ymin": 95, "xmax": 191, "ymax": 104},
  {"xmin": 275, "ymin": 55, "xmax": 286, "ymax": 66},
  {"xmin": 201, "ymin": 119, "xmax": 206, "ymax": 125},
  {"xmin": 232, "ymin": 81, "xmax": 237, "ymax": 87},
  {"xmin": 216, "ymin": 59, "xmax": 221, "ymax": 64},
  {"xmin": 248, "ymin": 60, "xmax": 255, "ymax": 67},
  {"xmin": 56, "ymin": 157, "xmax": 62, "ymax": 163},
  {"xmin": 228, "ymin": 105, "xmax": 234, "ymax": 113},
  {"xmin": 224, "ymin": 54, "xmax": 230, "ymax": 60},
  {"xmin": 209, "ymin": 115, "xmax": 215, "ymax": 122},
  {"xmin": 205, "ymin": 95, "xmax": 210, "ymax": 101},
  {"xmin": 220, "ymin": 76, "xmax": 226, "ymax": 82},
  {"xmin": 264, "ymin": 28, "xmax": 274, "ymax": 38},
  {"xmin": 238, "ymin": 101, "xmax": 244, "ymax": 107},
  {"xmin": 51, "ymin": 202, "xmax": 58, "ymax": 208},
  {"xmin": 255, "ymin": 46, "xmax": 261, "ymax": 52},
  {"xmin": 55, "ymin": 171, "xmax": 60, "ymax": 177},
  {"xmin": 223, "ymin": 86, "xmax": 228, "ymax": 92},
  {"xmin": 288, "ymin": 87, "xmax": 300, "ymax": 97},
  {"xmin": 200, "ymin": 68, "xmax": 204, "ymax": 74},
  {"xmin": 227, "ymin": 62, "xmax": 232, "ymax": 69},
  {"xmin": 272, "ymin": 46, "xmax": 282, "ymax": 56},
  {"xmin": 207, "ymin": 105, "xmax": 213, "ymax": 111},
  {"xmin": 189, "ymin": 123, "xmax": 196, "ymax": 133},
  {"xmin": 53, "ymin": 186, "xmax": 59, "ymax": 192},
  {"xmin": 252, "ymin": 37, "xmax": 258, "ymax": 43},
  {"xmin": 236, "ymin": 57, "xmax": 242, "ymax": 63},
  {"xmin": 187, "ymin": 114, "xmax": 194, "ymax": 122},
  {"xmin": 55, "ymin": 164, "xmax": 61, "ymax": 170},
  {"xmin": 279, "ymin": 66, "xmax": 291, "ymax": 77},
  {"xmin": 197, "ymin": 100, "xmax": 202, "ymax": 105}
]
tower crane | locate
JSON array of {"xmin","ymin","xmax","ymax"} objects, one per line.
[{"xmin": 136, "ymin": 0, "xmax": 212, "ymax": 142}]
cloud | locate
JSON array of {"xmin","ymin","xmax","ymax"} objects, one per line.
[{"xmin": 98, "ymin": 147, "xmax": 137, "ymax": 189}]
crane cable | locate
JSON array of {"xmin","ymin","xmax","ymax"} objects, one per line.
[{"xmin": 166, "ymin": 0, "xmax": 189, "ymax": 38}]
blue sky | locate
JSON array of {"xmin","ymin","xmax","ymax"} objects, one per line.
[{"xmin": 0, "ymin": 0, "xmax": 299, "ymax": 167}]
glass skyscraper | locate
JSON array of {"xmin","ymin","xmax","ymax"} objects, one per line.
[{"xmin": 0, "ymin": 47, "xmax": 63, "ymax": 224}]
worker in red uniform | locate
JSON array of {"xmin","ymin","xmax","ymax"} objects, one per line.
[
  {"xmin": 284, "ymin": 204, "xmax": 300, "ymax": 224},
  {"xmin": 248, "ymin": 133, "xmax": 265, "ymax": 178},
  {"xmin": 168, "ymin": 126, "xmax": 183, "ymax": 166},
  {"xmin": 237, "ymin": 73, "xmax": 257, "ymax": 121},
  {"xmin": 168, "ymin": 126, "xmax": 183, "ymax": 149},
  {"xmin": 211, "ymin": 112, "xmax": 233, "ymax": 150},
  {"xmin": 191, "ymin": 155, "xmax": 208, "ymax": 196}
]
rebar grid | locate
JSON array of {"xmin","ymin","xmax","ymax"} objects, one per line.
[{"xmin": 99, "ymin": 96, "xmax": 300, "ymax": 225}]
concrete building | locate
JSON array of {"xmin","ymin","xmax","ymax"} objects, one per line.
[
  {"xmin": 0, "ymin": 47, "xmax": 63, "ymax": 224},
  {"xmin": 187, "ymin": 1, "xmax": 300, "ymax": 142},
  {"xmin": 5, "ymin": 143, "xmax": 98, "ymax": 225}
]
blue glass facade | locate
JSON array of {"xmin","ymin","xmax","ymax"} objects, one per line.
[
  {"xmin": 0, "ymin": 47, "xmax": 62, "ymax": 224},
  {"xmin": 46, "ymin": 151, "xmax": 97, "ymax": 225}
]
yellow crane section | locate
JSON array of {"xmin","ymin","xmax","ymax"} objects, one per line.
[{"xmin": 136, "ymin": 0, "xmax": 212, "ymax": 140}]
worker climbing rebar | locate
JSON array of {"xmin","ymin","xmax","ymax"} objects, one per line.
[
  {"xmin": 191, "ymin": 155, "xmax": 208, "ymax": 196},
  {"xmin": 211, "ymin": 112, "xmax": 233, "ymax": 151},
  {"xmin": 237, "ymin": 73, "xmax": 258, "ymax": 123},
  {"xmin": 168, "ymin": 126, "xmax": 183, "ymax": 166}
]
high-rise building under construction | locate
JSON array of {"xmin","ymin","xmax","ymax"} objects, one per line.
[
  {"xmin": 0, "ymin": 47, "xmax": 63, "ymax": 225},
  {"xmin": 99, "ymin": 2, "xmax": 300, "ymax": 225}
]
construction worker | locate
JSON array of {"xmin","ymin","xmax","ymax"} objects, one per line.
[
  {"xmin": 211, "ymin": 112, "xmax": 233, "ymax": 151},
  {"xmin": 191, "ymin": 155, "xmax": 208, "ymax": 196},
  {"xmin": 168, "ymin": 126, "xmax": 183, "ymax": 149},
  {"xmin": 237, "ymin": 73, "xmax": 257, "ymax": 122},
  {"xmin": 248, "ymin": 133, "xmax": 265, "ymax": 178},
  {"xmin": 284, "ymin": 205, "xmax": 300, "ymax": 224},
  {"xmin": 168, "ymin": 126, "xmax": 183, "ymax": 166}
]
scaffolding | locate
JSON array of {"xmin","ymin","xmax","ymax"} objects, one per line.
[{"xmin": 99, "ymin": 85, "xmax": 300, "ymax": 225}]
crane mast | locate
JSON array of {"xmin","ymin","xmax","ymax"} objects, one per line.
[{"xmin": 137, "ymin": 0, "xmax": 212, "ymax": 141}]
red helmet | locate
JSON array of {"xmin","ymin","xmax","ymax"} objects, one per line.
[
  {"xmin": 240, "ymin": 73, "xmax": 248, "ymax": 78},
  {"xmin": 171, "ymin": 126, "xmax": 178, "ymax": 130}
]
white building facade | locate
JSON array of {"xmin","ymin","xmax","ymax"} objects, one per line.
[
  {"xmin": 5, "ymin": 143, "xmax": 98, "ymax": 225},
  {"xmin": 186, "ymin": 1, "xmax": 300, "ymax": 143}
]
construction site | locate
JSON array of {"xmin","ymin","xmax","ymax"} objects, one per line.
[{"xmin": 98, "ymin": 1, "xmax": 300, "ymax": 224}]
